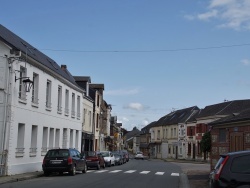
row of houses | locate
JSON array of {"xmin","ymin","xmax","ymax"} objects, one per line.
[
  {"xmin": 0, "ymin": 24, "xmax": 126, "ymax": 176},
  {"xmin": 126, "ymin": 100, "xmax": 250, "ymax": 169}
]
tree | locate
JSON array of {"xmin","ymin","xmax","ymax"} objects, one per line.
[{"xmin": 200, "ymin": 131, "xmax": 211, "ymax": 160}]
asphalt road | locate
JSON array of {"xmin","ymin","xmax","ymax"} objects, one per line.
[{"xmin": 1, "ymin": 159, "xmax": 183, "ymax": 188}]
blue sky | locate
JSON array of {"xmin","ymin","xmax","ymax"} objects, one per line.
[{"xmin": 1, "ymin": 0, "xmax": 250, "ymax": 131}]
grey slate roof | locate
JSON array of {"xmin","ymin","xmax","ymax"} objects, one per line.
[
  {"xmin": 0, "ymin": 24, "xmax": 78, "ymax": 86},
  {"xmin": 197, "ymin": 99, "xmax": 250, "ymax": 118},
  {"xmin": 209, "ymin": 107, "xmax": 250, "ymax": 126},
  {"xmin": 124, "ymin": 127, "xmax": 141, "ymax": 140},
  {"xmin": 154, "ymin": 106, "xmax": 199, "ymax": 126},
  {"xmin": 141, "ymin": 121, "xmax": 156, "ymax": 134}
]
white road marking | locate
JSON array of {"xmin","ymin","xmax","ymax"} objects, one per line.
[
  {"xmin": 171, "ymin": 173, "xmax": 179, "ymax": 176},
  {"xmin": 140, "ymin": 171, "xmax": 150, "ymax": 174},
  {"xmin": 155, "ymin": 172, "xmax": 165, "ymax": 175},
  {"xmin": 95, "ymin": 170, "xmax": 109, "ymax": 173},
  {"xmin": 124, "ymin": 170, "xmax": 136, "ymax": 173},
  {"xmin": 109, "ymin": 170, "xmax": 122, "ymax": 173}
]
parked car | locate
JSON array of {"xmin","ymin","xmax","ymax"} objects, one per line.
[
  {"xmin": 209, "ymin": 150, "xmax": 250, "ymax": 188},
  {"xmin": 134, "ymin": 151, "xmax": 144, "ymax": 160},
  {"xmin": 121, "ymin": 150, "xmax": 129, "ymax": 162},
  {"xmin": 42, "ymin": 148, "xmax": 87, "ymax": 176},
  {"xmin": 114, "ymin": 153, "xmax": 123, "ymax": 165},
  {"xmin": 85, "ymin": 151, "xmax": 105, "ymax": 170},
  {"xmin": 98, "ymin": 151, "xmax": 115, "ymax": 167},
  {"xmin": 113, "ymin": 150, "xmax": 126, "ymax": 164}
]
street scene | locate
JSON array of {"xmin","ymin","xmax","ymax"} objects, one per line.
[
  {"xmin": 1, "ymin": 1, "xmax": 250, "ymax": 188},
  {"xmin": 0, "ymin": 157, "xmax": 210, "ymax": 188}
]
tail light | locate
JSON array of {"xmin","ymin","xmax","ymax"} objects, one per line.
[
  {"xmin": 214, "ymin": 156, "xmax": 229, "ymax": 181},
  {"xmin": 42, "ymin": 159, "xmax": 46, "ymax": 165},
  {"xmin": 68, "ymin": 157, "xmax": 73, "ymax": 165}
]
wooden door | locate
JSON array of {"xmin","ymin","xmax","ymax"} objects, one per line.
[{"xmin": 230, "ymin": 132, "xmax": 243, "ymax": 152}]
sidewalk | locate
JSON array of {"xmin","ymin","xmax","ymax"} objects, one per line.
[{"xmin": 0, "ymin": 171, "xmax": 44, "ymax": 185}]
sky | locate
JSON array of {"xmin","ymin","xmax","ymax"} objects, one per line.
[{"xmin": 1, "ymin": 0, "xmax": 250, "ymax": 131}]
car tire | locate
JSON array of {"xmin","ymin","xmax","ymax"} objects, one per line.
[
  {"xmin": 109, "ymin": 161, "xmax": 111, "ymax": 167},
  {"xmin": 44, "ymin": 171, "xmax": 50, "ymax": 176},
  {"xmin": 70, "ymin": 165, "xmax": 76, "ymax": 176},
  {"xmin": 97, "ymin": 163, "xmax": 100, "ymax": 170},
  {"xmin": 59, "ymin": 172, "xmax": 64, "ymax": 176},
  {"xmin": 103, "ymin": 162, "xmax": 105, "ymax": 169},
  {"xmin": 82, "ymin": 164, "xmax": 87, "ymax": 174}
]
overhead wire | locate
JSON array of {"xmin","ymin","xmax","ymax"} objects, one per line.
[{"xmin": 39, "ymin": 43, "xmax": 250, "ymax": 53}]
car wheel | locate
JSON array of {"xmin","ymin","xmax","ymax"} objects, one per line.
[
  {"xmin": 82, "ymin": 164, "xmax": 87, "ymax": 174},
  {"xmin": 97, "ymin": 163, "xmax": 100, "ymax": 170},
  {"xmin": 103, "ymin": 162, "xmax": 105, "ymax": 169},
  {"xmin": 70, "ymin": 165, "xmax": 76, "ymax": 176},
  {"xmin": 44, "ymin": 171, "xmax": 50, "ymax": 176},
  {"xmin": 109, "ymin": 161, "xmax": 111, "ymax": 167},
  {"xmin": 59, "ymin": 172, "xmax": 64, "ymax": 176}
]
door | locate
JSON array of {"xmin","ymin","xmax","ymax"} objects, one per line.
[{"xmin": 230, "ymin": 132, "xmax": 243, "ymax": 152}]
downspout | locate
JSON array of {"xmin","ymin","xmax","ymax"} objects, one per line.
[{"xmin": 1, "ymin": 56, "xmax": 12, "ymax": 175}]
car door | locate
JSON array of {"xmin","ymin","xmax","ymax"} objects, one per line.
[{"xmin": 75, "ymin": 150, "xmax": 85, "ymax": 170}]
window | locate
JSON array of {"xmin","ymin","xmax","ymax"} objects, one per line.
[
  {"xmin": 77, "ymin": 95, "xmax": 80, "ymax": 119},
  {"xmin": 42, "ymin": 127, "xmax": 48, "ymax": 155},
  {"xmin": 46, "ymin": 80, "xmax": 52, "ymax": 109},
  {"xmin": 163, "ymin": 129, "xmax": 165, "ymax": 138},
  {"xmin": 157, "ymin": 130, "xmax": 160, "ymax": 140},
  {"xmin": 89, "ymin": 111, "xmax": 92, "ymax": 127},
  {"xmin": 57, "ymin": 86, "xmax": 62, "ymax": 113},
  {"xmin": 83, "ymin": 108, "xmax": 86, "ymax": 126},
  {"xmin": 96, "ymin": 113, "xmax": 99, "ymax": 128},
  {"xmin": 70, "ymin": 129, "xmax": 73, "ymax": 148},
  {"xmin": 65, "ymin": 89, "xmax": 69, "ymax": 115},
  {"xmin": 49, "ymin": 128, "xmax": 54, "ymax": 149},
  {"xmin": 71, "ymin": 93, "xmax": 75, "ymax": 117},
  {"xmin": 231, "ymin": 155, "xmax": 250, "ymax": 173},
  {"xmin": 18, "ymin": 66, "xmax": 27, "ymax": 101},
  {"xmin": 97, "ymin": 94, "xmax": 100, "ymax": 107},
  {"xmin": 30, "ymin": 125, "xmax": 38, "ymax": 156},
  {"xmin": 75, "ymin": 130, "xmax": 79, "ymax": 150},
  {"xmin": 174, "ymin": 128, "xmax": 177, "ymax": 137},
  {"xmin": 32, "ymin": 73, "xmax": 39, "ymax": 106},
  {"xmin": 171, "ymin": 128, "xmax": 173, "ymax": 137},
  {"xmin": 219, "ymin": 128, "xmax": 226, "ymax": 142},
  {"xmin": 55, "ymin": 129, "xmax": 60, "ymax": 148},
  {"xmin": 16, "ymin": 123, "xmax": 25, "ymax": 157}
]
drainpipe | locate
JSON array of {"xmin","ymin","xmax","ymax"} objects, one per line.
[{"xmin": 1, "ymin": 56, "xmax": 12, "ymax": 175}]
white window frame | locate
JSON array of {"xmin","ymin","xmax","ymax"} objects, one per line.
[
  {"xmin": 57, "ymin": 85, "xmax": 62, "ymax": 113},
  {"xmin": 71, "ymin": 93, "xmax": 75, "ymax": 117},
  {"xmin": 65, "ymin": 89, "xmax": 69, "ymax": 116},
  {"xmin": 46, "ymin": 80, "xmax": 52, "ymax": 110},
  {"xmin": 31, "ymin": 73, "xmax": 39, "ymax": 106}
]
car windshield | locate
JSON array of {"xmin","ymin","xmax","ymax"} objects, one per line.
[
  {"xmin": 46, "ymin": 150, "xmax": 69, "ymax": 157},
  {"xmin": 100, "ymin": 152, "xmax": 109, "ymax": 157},
  {"xmin": 86, "ymin": 151, "xmax": 96, "ymax": 157}
]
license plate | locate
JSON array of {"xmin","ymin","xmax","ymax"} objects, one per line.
[{"xmin": 51, "ymin": 160, "xmax": 62, "ymax": 164}]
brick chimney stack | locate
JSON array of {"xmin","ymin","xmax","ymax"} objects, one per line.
[{"xmin": 61, "ymin": 65, "xmax": 67, "ymax": 71}]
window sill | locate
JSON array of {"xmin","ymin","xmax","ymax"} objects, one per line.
[
  {"xmin": 15, "ymin": 152, "xmax": 24, "ymax": 157},
  {"xmin": 31, "ymin": 102, "xmax": 39, "ymax": 108},
  {"xmin": 18, "ymin": 98, "xmax": 27, "ymax": 104},
  {"xmin": 46, "ymin": 107, "xmax": 52, "ymax": 111}
]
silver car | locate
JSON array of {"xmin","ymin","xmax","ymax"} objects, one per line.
[{"xmin": 98, "ymin": 151, "xmax": 115, "ymax": 167}]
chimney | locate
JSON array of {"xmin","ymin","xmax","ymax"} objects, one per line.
[{"xmin": 61, "ymin": 65, "xmax": 67, "ymax": 71}]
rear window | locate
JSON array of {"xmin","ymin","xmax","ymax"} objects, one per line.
[
  {"xmin": 231, "ymin": 155, "xmax": 250, "ymax": 174},
  {"xmin": 46, "ymin": 150, "xmax": 69, "ymax": 157},
  {"xmin": 214, "ymin": 156, "xmax": 226, "ymax": 170}
]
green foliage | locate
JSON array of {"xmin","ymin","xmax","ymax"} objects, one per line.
[{"xmin": 200, "ymin": 131, "xmax": 211, "ymax": 153}]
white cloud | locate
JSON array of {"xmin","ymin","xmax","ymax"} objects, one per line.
[
  {"xmin": 187, "ymin": 0, "xmax": 250, "ymax": 30},
  {"xmin": 124, "ymin": 102, "xmax": 144, "ymax": 111},
  {"xmin": 197, "ymin": 10, "xmax": 218, "ymax": 21},
  {"xmin": 241, "ymin": 59, "xmax": 250, "ymax": 66},
  {"xmin": 105, "ymin": 88, "xmax": 139, "ymax": 96},
  {"xmin": 142, "ymin": 119, "xmax": 149, "ymax": 126}
]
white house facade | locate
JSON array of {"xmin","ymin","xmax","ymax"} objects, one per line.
[{"xmin": 0, "ymin": 25, "xmax": 84, "ymax": 175}]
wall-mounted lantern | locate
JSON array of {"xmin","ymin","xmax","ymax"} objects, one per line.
[{"xmin": 15, "ymin": 71, "xmax": 33, "ymax": 92}]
